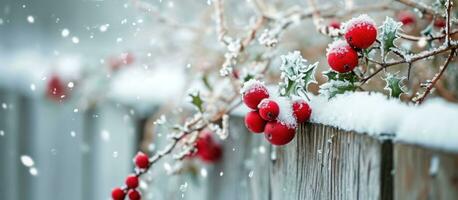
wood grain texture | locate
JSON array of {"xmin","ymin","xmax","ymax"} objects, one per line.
[
  {"xmin": 394, "ymin": 143, "xmax": 458, "ymax": 200},
  {"xmin": 269, "ymin": 123, "xmax": 392, "ymax": 200}
]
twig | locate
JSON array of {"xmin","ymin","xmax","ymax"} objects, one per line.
[
  {"xmin": 414, "ymin": 48, "xmax": 456, "ymax": 104},
  {"xmin": 362, "ymin": 44, "xmax": 458, "ymax": 84},
  {"xmin": 394, "ymin": 0, "xmax": 436, "ymax": 17}
]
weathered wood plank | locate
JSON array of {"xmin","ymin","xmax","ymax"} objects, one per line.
[
  {"xmin": 269, "ymin": 123, "xmax": 392, "ymax": 200},
  {"xmin": 394, "ymin": 143, "xmax": 458, "ymax": 200}
]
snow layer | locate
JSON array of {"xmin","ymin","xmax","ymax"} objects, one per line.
[
  {"xmin": 343, "ymin": 14, "xmax": 376, "ymax": 33},
  {"xmin": 326, "ymin": 39, "xmax": 351, "ymax": 56},
  {"xmin": 309, "ymin": 92, "xmax": 458, "ymax": 152}
]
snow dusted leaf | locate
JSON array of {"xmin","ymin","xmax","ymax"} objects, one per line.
[
  {"xmin": 188, "ymin": 91, "xmax": 204, "ymax": 113},
  {"xmin": 319, "ymin": 80, "xmax": 357, "ymax": 99},
  {"xmin": 279, "ymin": 51, "xmax": 318, "ymax": 97},
  {"xmin": 322, "ymin": 70, "xmax": 359, "ymax": 83},
  {"xmin": 320, "ymin": 69, "xmax": 359, "ymax": 99},
  {"xmin": 383, "ymin": 72, "xmax": 407, "ymax": 98},
  {"xmin": 380, "ymin": 17, "xmax": 403, "ymax": 58}
]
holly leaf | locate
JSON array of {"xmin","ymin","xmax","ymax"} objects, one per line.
[
  {"xmin": 379, "ymin": 17, "xmax": 403, "ymax": 58},
  {"xmin": 279, "ymin": 51, "xmax": 319, "ymax": 97},
  {"xmin": 318, "ymin": 80, "xmax": 358, "ymax": 99},
  {"xmin": 189, "ymin": 92, "xmax": 204, "ymax": 113},
  {"xmin": 320, "ymin": 70, "xmax": 359, "ymax": 99},
  {"xmin": 323, "ymin": 70, "xmax": 359, "ymax": 83},
  {"xmin": 383, "ymin": 72, "xmax": 407, "ymax": 98}
]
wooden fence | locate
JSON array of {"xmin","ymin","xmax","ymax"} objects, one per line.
[{"xmin": 1, "ymin": 87, "xmax": 457, "ymax": 200}]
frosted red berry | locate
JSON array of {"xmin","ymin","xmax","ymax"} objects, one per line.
[
  {"xmin": 244, "ymin": 111, "xmax": 267, "ymax": 133},
  {"xmin": 196, "ymin": 131, "xmax": 222, "ymax": 163},
  {"xmin": 344, "ymin": 15, "xmax": 377, "ymax": 49},
  {"xmin": 264, "ymin": 121, "xmax": 296, "ymax": 146},
  {"xmin": 258, "ymin": 99, "xmax": 280, "ymax": 121},
  {"xmin": 434, "ymin": 18, "xmax": 446, "ymax": 29},
  {"xmin": 329, "ymin": 20, "xmax": 341, "ymax": 29},
  {"xmin": 111, "ymin": 187, "xmax": 125, "ymax": 200},
  {"xmin": 242, "ymin": 80, "xmax": 269, "ymax": 109},
  {"xmin": 397, "ymin": 11, "xmax": 416, "ymax": 26},
  {"xmin": 327, "ymin": 40, "xmax": 359, "ymax": 73},
  {"xmin": 134, "ymin": 152, "xmax": 149, "ymax": 169},
  {"xmin": 47, "ymin": 75, "xmax": 67, "ymax": 101},
  {"xmin": 292, "ymin": 100, "xmax": 312, "ymax": 123},
  {"xmin": 128, "ymin": 189, "xmax": 141, "ymax": 200},
  {"xmin": 125, "ymin": 175, "xmax": 139, "ymax": 189}
]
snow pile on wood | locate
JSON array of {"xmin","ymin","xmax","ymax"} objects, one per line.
[{"xmin": 309, "ymin": 92, "xmax": 458, "ymax": 152}]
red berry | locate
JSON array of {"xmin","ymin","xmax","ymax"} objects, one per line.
[
  {"xmin": 125, "ymin": 175, "xmax": 139, "ymax": 189},
  {"xmin": 397, "ymin": 11, "xmax": 416, "ymax": 26},
  {"xmin": 134, "ymin": 152, "xmax": 149, "ymax": 169},
  {"xmin": 128, "ymin": 189, "xmax": 141, "ymax": 200},
  {"xmin": 242, "ymin": 80, "xmax": 269, "ymax": 109},
  {"xmin": 344, "ymin": 15, "xmax": 377, "ymax": 49},
  {"xmin": 196, "ymin": 132, "xmax": 222, "ymax": 163},
  {"xmin": 109, "ymin": 52, "xmax": 135, "ymax": 71},
  {"xmin": 329, "ymin": 20, "xmax": 341, "ymax": 29},
  {"xmin": 327, "ymin": 40, "xmax": 359, "ymax": 73},
  {"xmin": 292, "ymin": 100, "xmax": 312, "ymax": 123},
  {"xmin": 111, "ymin": 187, "xmax": 125, "ymax": 200},
  {"xmin": 244, "ymin": 111, "xmax": 267, "ymax": 133},
  {"xmin": 434, "ymin": 18, "xmax": 446, "ymax": 29},
  {"xmin": 47, "ymin": 75, "xmax": 67, "ymax": 101},
  {"xmin": 264, "ymin": 121, "xmax": 296, "ymax": 146},
  {"xmin": 258, "ymin": 99, "xmax": 280, "ymax": 121}
]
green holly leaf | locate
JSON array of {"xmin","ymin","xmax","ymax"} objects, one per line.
[
  {"xmin": 319, "ymin": 70, "xmax": 359, "ymax": 99},
  {"xmin": 323, "ymin": 70, "xmax": 359, "ymax": 83},
  {"xmin": 279, "ymin": 51, "xmax": 318, "ymax": 97},
  {"xmin": 380, "ymin": 17, "xmax": 403, "ymax": 58},
  {"xmin": 383, "ymin": 72, "xmax": 407, "ymax": 98},
  {"xmin": 319, "ymin": 80, "xmax": 358, "ymax": 99},
  {"xmin": 189, "ymin": 92, "xmax": 204, "ymax": 113}
]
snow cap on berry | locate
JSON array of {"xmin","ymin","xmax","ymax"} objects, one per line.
[
  {"xmin": 326, "ymin": 39, "xmax": 351, "ymax": 57},
  {"xmin": 343, "ymin": 14, "xmax": 376, "ymax": 34},
  {"xmin": 274, "ymin": 97, "xmax": 297, "ymax": 128},
  {"xmin": 240, "ymin": 79, "xmax": 267, "ymax": 95}
]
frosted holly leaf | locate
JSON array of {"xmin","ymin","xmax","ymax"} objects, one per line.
[
  {"xmin": 188, "ymin": 91, "xmax": 204, "ymax": 113},
  {"xmin": 383, "ymin": 72, "xmax": 407, "ymax": 98},
  {"xmin": 379, "ymin": 17, "xmax": 403, "ymax": 59},
  {"xmin": 322, "ymin": 70, "xmax": 358, "ymax": 83},
  {"xmin": 279, "ymin": 51, "xmax": 318, "ymax": 97},
  {"xmin": 319, "ymin": 80, "xmax": 357, "ymax": 99}
]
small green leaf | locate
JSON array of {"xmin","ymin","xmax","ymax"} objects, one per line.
[
  {"xmin": 201, "ymin": 74, "xmax": 213, "ymax": 91},
  {"xmin": 383, "ymin": 72, "xmax": 407, "ymax": 98},
  {"xmin": 189, "ymin": 92, "xmax": 204, "ymax": 113},
  {"xmin": 380, "ymin": 17, "xmax": 403, "ymax": 58}
]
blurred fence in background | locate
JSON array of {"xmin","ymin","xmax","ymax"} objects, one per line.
[{"xmin": 1, "ymin": 81, "xmax": 458, "ymax": 200}]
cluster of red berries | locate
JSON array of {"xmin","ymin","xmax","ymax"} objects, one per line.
[
  {"xmin": 242, "ymin": 80, "xmax": 312, "ymax": 146},
  {"xmin": 326, "ymin": 15, "xmax": 377, "ymax": 73},
  {"xmin": 193, "ymin": 130, "xmax": 222, "ymax": 163},
  {"xmin": 111, "ymin": 152, "xmax": 149, "ymax": 200}
]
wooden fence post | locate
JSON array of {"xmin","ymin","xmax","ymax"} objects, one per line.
[
  {"xmin": 269, "ymin": 123, "xmax": 393, "ymax": 200},
  {"xmin": 394, "ymin": 143, "xmax": 458, "ymax": 200}
]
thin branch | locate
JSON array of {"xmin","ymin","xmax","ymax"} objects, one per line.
[
  {"xmin": 414, "ymin": 48, "xmax": 456, "ymax": 104},
  {"xmin": 394, "ymin": 0, "xmax": 436, "ymax": 17},
  {"xmin": 445, "ymin": 0, "xmax": 452, "ymax": 46}
]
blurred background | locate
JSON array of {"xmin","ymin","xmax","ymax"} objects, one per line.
[{"xmin": 0, "ymin": 0, "xmax": 457, "ymax": 199}]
